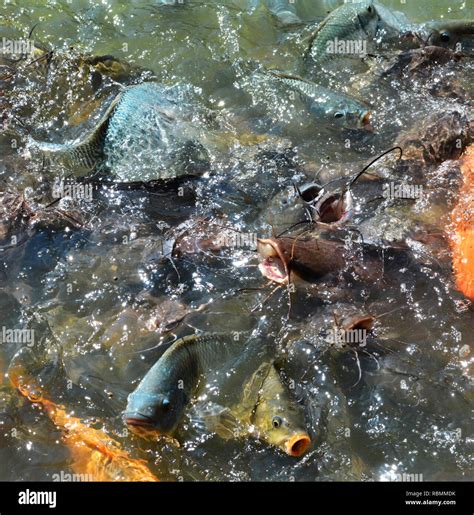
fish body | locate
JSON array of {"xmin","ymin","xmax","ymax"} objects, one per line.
[
  {"xmin": 305, "ymin": 1, "xmax": 422, "ymax": 64},
  {"xmin": 450, "ymin": 145, "xmax": 474, "ymax": 299},
  {"xmin": 257, "ymin": 233, "xmax": 383, "ymax": 285},
  {"xmin": 124, "ymin": 334, "xmax": 243, "ymax": 436},
  {"xmin": 124, "ymin": 334, "xmax": 311, "ymax": 456},
  {"xmin": 305, "ymin": 0, "xmax": 379, "ymax": 64},
  {"xmin": 265, "ymin": 0, "xmax": 302, "ymax": 25},
  {"xmin": 8, "ymin": 348, "xmax": 159, "ymax": 482},
  {"xmin": 250, "ymin": 364, "xmax": 311, "ymax": 457},
  {"xmin": 31, "ymin": 82, "xmax": 209, "ymax": 182},
  {"xmin": 268, "ymin": 71, "xmax": 371, "ymax": 128}
]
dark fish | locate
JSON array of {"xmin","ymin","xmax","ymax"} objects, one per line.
[
  {"xmin": 423, "ymin": 20, "xmax": 474, "ymax": 52},
  {"xmin": 257, "ymin": 232, "xmax": 383, "ymax": 285},
  {"xmin": 123, "ymin": 334, "xmax": 244, "ymax": 436}
]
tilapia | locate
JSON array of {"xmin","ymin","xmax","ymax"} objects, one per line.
[
  {"xmin": 123, "ymin": 333, "xmax": 311, "ymax": 456},
  {"xmin": 264, "ymin": 0, "xmax": 302, "ymax": 26},
  {"xmin": 30, "ymin": 82, "xmax": 209, "ymax": 182},
  {"xmin": 304, "ymin": 0, "xmax": 380, "ymax": 64},
  {"xmin": 267, "ymin": 71, "xmax": 371, "ymax": 128},
  {"xmin": 304, "ymin": 1, "xmax": 422, "ymax": 65}
]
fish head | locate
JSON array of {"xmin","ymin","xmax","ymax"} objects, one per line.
[
  {"xmin": 355, "ymin": 0, "xmax": 379, "ymax": 34},
  {"xmin": 123, "ymin": 389, "xmax": 187, "ymax": 438},
  {"xmin": 253, "ymin": 396, "xmax": 311, "ymax": 457},
  {"xmin": 425, "ymin": 21, "xmax": 474, "ymax": 51},
  {"xmin": 329, "ymin": 101, "xmax": 372, "ymax": 129},
  {"xmin": 257, "ymin": 238, "xmax": 289, "ymax": 284},
  {"xmin": 252, "ymin": 366, "xmax": 311, "ymax": 457}
]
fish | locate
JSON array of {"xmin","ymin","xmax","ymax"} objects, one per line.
[
  {"xmin": 123, "ymin": 334, "xmax": 242, "ymax": 436},
  {"xmin": 304, "ymin": 0, "xmax": 380, "ymax": 64},
  {"xmin": 422, "ymin": 21, "xmax": 474, "ymax": 52},
  {"xmin": 124, "ymin": 334, "xmax": 311, "ymax": 457},
  {"xmin": 257, "ymin": 232, "xmax": 383, "ymax": 285},
  {"xmin": 29, "ymin": 82, "xmax": 209, "ymax": 182},
  {"xmin": 380, "ymin": 45, "xmax": 463, "ymax": 79},
  {"xmin": 450, "ymin": 145, "xmax": 474, "ymax": 299},
  {"xmin": 267, "ymin": 71, "xmax": 371, "ymax": 129},
  {"xmin": 249, "ymin": 364, "xmax": 311, "ymax": 457},
  {"xmin": 8, "ymin": 347, "xmax": 159, "ymax": 482},
  {"xmin": 304, "ymin": 1, "xmax": 425, "ymax": 65}
]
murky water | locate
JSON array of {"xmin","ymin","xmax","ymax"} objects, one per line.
[{"xmin": 0, "ymin": 0, "xmax": 473, "ymax": 481}]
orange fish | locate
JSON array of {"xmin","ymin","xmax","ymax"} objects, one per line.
[
  {"xmin": 450, "ymin": 145, "xmax": 474, "ymax": 299},
  {"xmin": 9, "ymin": 357, "xmax": 159, "ymax": 482}
]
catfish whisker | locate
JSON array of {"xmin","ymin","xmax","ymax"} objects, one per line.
[
  {"xmin": 350, "ymin": 349, "xmax": 363, "ymax": 388},
  {"xmin": 250, "ymin": 284, "xmax": 282, "ymax": 313}
]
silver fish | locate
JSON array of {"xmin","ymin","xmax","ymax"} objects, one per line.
[
  {"xmin": 304, "ymin": 0, "xmax": 379, "ymax": 64},
  {"xmin": 268, "ymin": 70, "xmax": 371, "ymax": 128}
]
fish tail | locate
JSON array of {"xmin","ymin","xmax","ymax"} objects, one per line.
[{"xmin": 7, "ymin": 345, "xmax": 65, "ymax": 416}]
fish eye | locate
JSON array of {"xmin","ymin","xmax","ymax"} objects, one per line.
[
  {"xmin": 272, "ymin": 416, "xmax": 282, "ymax": 428},
  {"xmin": 440, "ymin": 32, "xmax": 450, "ymax": 42},
  {"xmin": 334, "ymin": 112, "xmax": 344, "ymax": 119},
  {"xmin": 161, "ymin": 398, "xmax": 171, "ymax": 411}
]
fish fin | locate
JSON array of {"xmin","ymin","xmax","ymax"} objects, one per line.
[
  {"xmin": 188, "ymin": 402, "xmax": 241, "ymax": 440},
  {"xmin": 28, "ymin": 91, "xmax": 123, "ymax": 174},
  {"xmin": 301, "ymin": 17, "xmax": 330, "ymax": 59},
  {"xmin": 266, "ymin": 69, "xmax": 306, "ymax": 83},
  {"xmin": 240, "ymin": 361, "xmax": 272, "ymax": 413}
]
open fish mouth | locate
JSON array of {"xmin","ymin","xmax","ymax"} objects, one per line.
[
  {"xmin": 284, "ymin": 433, "xmax": 311, "ymax": 457},
  {"xmin": 257, "ymin": 238, "xmax": 289, "ymax": 284}
]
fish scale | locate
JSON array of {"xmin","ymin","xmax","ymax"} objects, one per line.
[
  {"xmin": 268, "ymin": 71, "xmax": 371, "ymax": 128},
  {"xmin": 30, "ymin": 82, "xmax": 209, "ymax": 182},
  {"xmin": 305, "ymin": 0, "xmax": 379, "ymax": 63},
  {"xmin": 103, "ymin": 83, "xmax": 181, "ymax": 173}
]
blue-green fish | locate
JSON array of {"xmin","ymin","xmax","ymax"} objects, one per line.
[
  {"xmin": 304, "ymin": 0, "xmax": 416, "ymax": 64},
  {"xmin": 304, "ymin": 0, "xmax": 379, "ymax": 63},
  {"xmin": 30, "ymin": 82, "xmax": 209, "ymax": 182}
]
